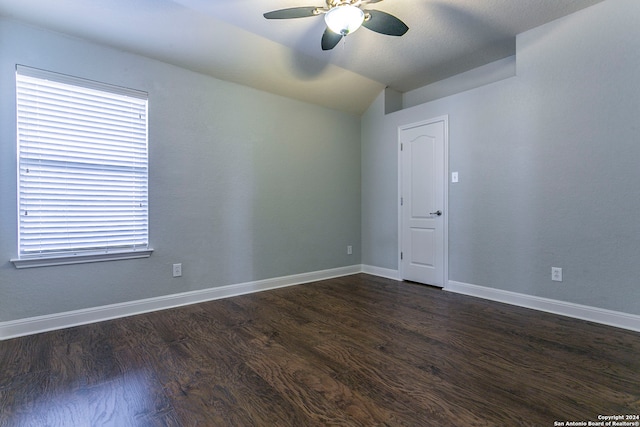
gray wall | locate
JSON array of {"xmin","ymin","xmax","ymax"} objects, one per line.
[
  {"xmin": 0, "ymin": 19, "xmax": 361, "ymax": 321},
  {"xmin": 362, "ymin": 0, "xmax": 640, "ymax": 315}
]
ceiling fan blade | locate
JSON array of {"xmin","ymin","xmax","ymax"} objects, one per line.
[
  {"xmin": 362, "ymin": 10, "xmax": 409, "ymax": 36},
  {"xmin": 321, "ymin": 28, "xmax": 343, "ymax": 50},
  {"xmin": 263, "ymin": 7, "xmax": 319, "ymax": 19}
]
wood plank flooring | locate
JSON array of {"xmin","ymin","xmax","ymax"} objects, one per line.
[{"xmin": 1, "ymin": 273, "xmax": 639, "ymax": 426}]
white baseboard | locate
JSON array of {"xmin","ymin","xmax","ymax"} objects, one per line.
[
  {"xmin": 4, "ymin": 267, "xmax": 638, "ymax": 340},
  {"xmin": 361, "ymin": 264, "xmax": 400, "ymax": 280},
  {"xmin": 0, "ymin": 265, "xmax": 361, "ymax": 340},
  {"xmin": 446, "ymin": 280, "xmax": 640, "ymax": 333}
]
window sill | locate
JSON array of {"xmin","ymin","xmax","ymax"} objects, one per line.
[{"xmin": 11, "ymin": 249, "xmax": 154, "ymax": 269}]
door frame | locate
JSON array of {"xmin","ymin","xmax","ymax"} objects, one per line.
[{"xmin": 397, "ymin": 115, "xmax": 449, "ymax": 286}]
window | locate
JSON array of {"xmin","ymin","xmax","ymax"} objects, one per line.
[{"xmin": 12, "ymin": 66, "xmax": 151, "ymax": 268}]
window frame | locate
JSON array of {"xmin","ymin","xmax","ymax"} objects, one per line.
[{"xmin": 11, "ymin": 66, "xmax": 152, "ymax": 269}]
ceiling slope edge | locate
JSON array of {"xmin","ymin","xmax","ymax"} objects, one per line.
[{"xmin": 0, "ymin": 0, "xmax": 384, "ymax": 115}]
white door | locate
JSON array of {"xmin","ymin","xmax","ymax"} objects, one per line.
[{"xmin": 399, "ymin": 118, "xmax": 447, "ymax": 287}]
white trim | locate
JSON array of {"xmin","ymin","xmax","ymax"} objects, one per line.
[
  {"xmin": 6, "ymin": 266, "xmax": 637, "ymax": 340},
  {"xmin": 361, "ymin": 264, "xmax": 401, "ymax": 280},
  {"xmin": 397, "ymin": 115, "xmax": 449, "ymax": 286},
  {"xmin": 0, "ymin": 265, "xmax": 360, "ymax": 340},
  {"xmin": 446, "ymin": 280, "xmax": 640, "ymax": 333},
  {"xmin": 11, "ymin": 249, "xmax": 154, "ymax": 269}
]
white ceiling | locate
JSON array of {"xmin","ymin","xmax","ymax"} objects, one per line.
[{"xmin": 0, "ymin": 0, "xmax": 604, "ymax": 114}]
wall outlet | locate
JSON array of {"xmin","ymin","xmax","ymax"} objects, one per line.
[
  {"xmin": 551, "ymin": 267, "xmax": 562, "ymax": 282},
  {"xmin": 347, "ymin": 245, "xmax": 353, "ymax": 255},
  {"xmin": 172, "ymin": 263, "xmax": 182, "ymax": 277}
]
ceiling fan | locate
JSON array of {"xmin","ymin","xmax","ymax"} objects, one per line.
[{"xmin": 263, "ymin": 0, "xmax": 409, "ymax": 50}]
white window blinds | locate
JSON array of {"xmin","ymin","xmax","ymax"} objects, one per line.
[{"xmin": 16, "ymin": 66, "xmax": 149, "ymax": 262}]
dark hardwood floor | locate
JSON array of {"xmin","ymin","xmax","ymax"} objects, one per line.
[{"xmin": 1, "ymin": 273, "xmax": 639, "ymax": 426}]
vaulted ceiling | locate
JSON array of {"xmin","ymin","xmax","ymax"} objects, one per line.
[{"xmin": 0, "ymin": 0, "xmax": 604, "ymax": 114}]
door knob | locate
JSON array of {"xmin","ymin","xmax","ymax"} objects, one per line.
[{"xmin": 430, "ymin": 210, "xmax": 442, "ymax": 216}]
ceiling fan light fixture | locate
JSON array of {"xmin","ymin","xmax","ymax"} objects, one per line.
[{"xmin": 324, "ymin": 5, "xmax": 364, "ymax": 36}]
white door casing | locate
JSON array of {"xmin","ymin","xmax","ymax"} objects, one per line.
[{"xmin": 399, "ymin": 117, "xmax": 448, "ymax": 287}]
